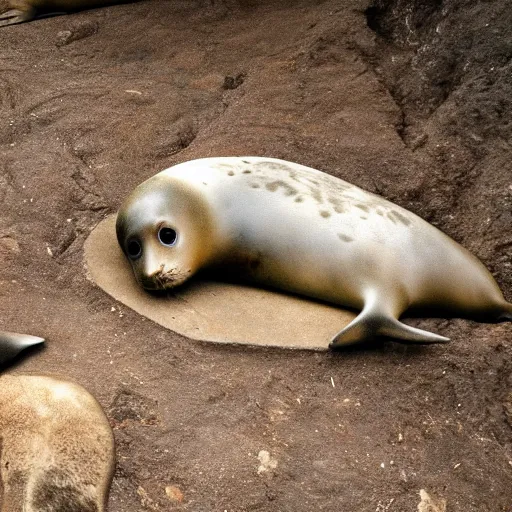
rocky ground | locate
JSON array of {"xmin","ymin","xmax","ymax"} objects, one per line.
[{"xmin": 0, "ymin": 0, "xmax": 511, "ymax": 510}]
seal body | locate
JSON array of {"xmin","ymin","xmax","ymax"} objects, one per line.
[
  {"xmin": 0, "ymin": 0, "xmax": 131, "ymax": 26},
  {"xmin": 116, "ymin": 157, "xmax": 512, "ymax": 346},
  {"xmin": 0, "ymin": 374, "xmax": 115, "ymax": 511}
]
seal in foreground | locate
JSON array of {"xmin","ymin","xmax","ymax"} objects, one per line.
[
  {"xmin": 0, "ymin": 374, "xmax": 115, "ymax": 510},
  {"xmin": 116, "ymin": 157, "xmax": 512, "ymax": 347}
]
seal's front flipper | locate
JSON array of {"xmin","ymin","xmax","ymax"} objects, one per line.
[
  {"xmin": 329, "ymin": 295, "xmax": 450, "ymax": 348},
  {"xmin": 0, "ymin": 8, "xmax": 35, "ymax": 26},
  {"xmin": 0, "ymin": 331, "xmax": 45, "ymax": 366},
  {"xmin": 0, "ymin": 9, "xmax": 22, "ymax": 19}
]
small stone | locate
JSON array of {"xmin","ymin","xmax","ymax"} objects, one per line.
[
  {"xmin": 417, "ymin": 489, "xmax": 446, "ymax": 512},
  {"xmin": 56, "ymin": 30, "xmax": 73, "ymax": 45},
  {"xmin": 0, "ymin": 237, "xmax": 20, "ymax": 253},
  {"xmin": 257, "ymin": 450, "xmax": 278, "ymax": 474},
  {"xmin": 55, "ymin": 20, "xmax": 98, "ymax": 47},
  {"xmin": 165, "ymin": 485, "xmax": 184, "ymax": 503}
]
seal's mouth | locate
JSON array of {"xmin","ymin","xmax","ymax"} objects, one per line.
[{"xmin": 139, "ymin": 267, "xmax": 191, "ymax": 291}]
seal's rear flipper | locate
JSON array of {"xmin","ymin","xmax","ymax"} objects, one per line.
[
  {"xmin": 329, "ymin": 308, "xmax": 449, "ymax": 348},
  {"xmin": 0, "ymin": 331, "xmax": 45, "ymax": 366}
]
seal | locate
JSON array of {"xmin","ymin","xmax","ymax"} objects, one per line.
[
  {"xmin": 0, "ymin": 330, "xmax": 44, "ymax": 366},
  {"xmin": 0, "ymin": 0, "xmax": 131, "ymax": 26},
  {"xmin": 116, "ymin": 157, "xmax": 512, "ymax": 347},
  {"xmin": 0, "ymin": 374, "xmax": 115, "ymax": 511}
]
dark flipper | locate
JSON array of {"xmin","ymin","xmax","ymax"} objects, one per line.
[{"xmin": 0, "ymin": 331, "xmax": 45, "ymax": 366}]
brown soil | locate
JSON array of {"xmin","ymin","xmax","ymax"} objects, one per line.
[{"xmin": 1, "ymin": 0, "xmax": 511, "ymax": 510}]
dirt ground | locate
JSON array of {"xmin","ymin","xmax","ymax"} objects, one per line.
[{"xmin": 1, "ymin": 0, "xmax": 511, "ymax": 510}]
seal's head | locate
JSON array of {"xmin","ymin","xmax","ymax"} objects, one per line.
[{"xmin": 116, "ymin": 176, "xmax": 216, "ymax": 291}]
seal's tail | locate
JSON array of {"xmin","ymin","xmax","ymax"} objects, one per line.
[{"xmin": 0, "ymin": 331, "xmax": 45, "ymax": 366}]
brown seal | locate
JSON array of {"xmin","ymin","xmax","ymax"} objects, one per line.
[
  {"xmin": 116, "ymin": 157, "xmax": 512, "ymax": 347},
  {"xmin": 0, "ymin": 0, "xmax": 132, "ymax": 26},
  {"xmin": 0, "ymin": 374, "xmax": 115, "ymax": 511}
]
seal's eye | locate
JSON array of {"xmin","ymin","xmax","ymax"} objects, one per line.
[
  {"xmin": 158, "ymin": 227, "xmax": 178, "ymax": 247},
  {"xmin": 126, "ymin": 239, "xmax": 142, "ymax": 260}
]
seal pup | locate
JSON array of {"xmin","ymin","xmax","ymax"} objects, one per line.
[
  {"xmin": 115, "ymin": 157, "xmax": 512, "ymax": 347},
  {"xmin": 0, "ymin": 374, "xmax": 115, "ymax": 511},
  {"xmin": 0, "ymin": 331, "xmax": 44, "ymax": 366},
  {"xmin": 0, "ymin": 0, "xmax": 132, "ymax": 26}
]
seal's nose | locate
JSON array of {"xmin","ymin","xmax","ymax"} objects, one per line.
[
  {"xmin": 145, "ymin": 264, "xmax": 165, "ymax": 280},
  {"xmin": 141, "ymin": 251, "xmax": 164, "ymax": 278}
]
